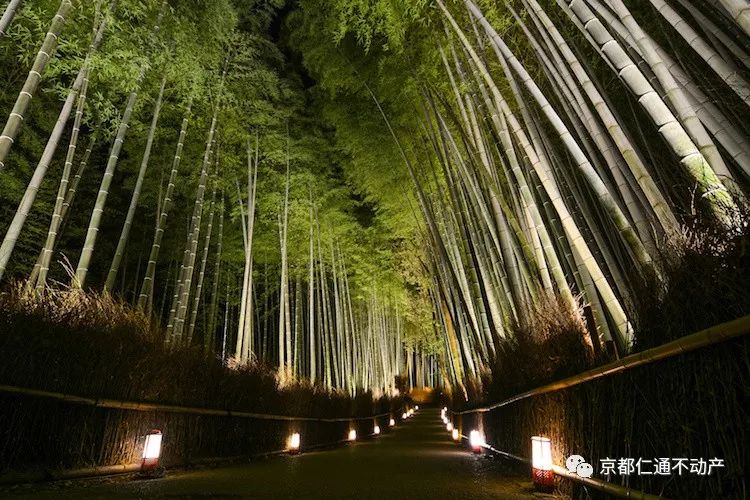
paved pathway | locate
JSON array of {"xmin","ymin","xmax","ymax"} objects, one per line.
[{"xmin": 3, "ymin": 408, "xmax": 541, "ymax": 499}]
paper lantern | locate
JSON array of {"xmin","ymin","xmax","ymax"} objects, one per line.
[
  {"xmin": 531, "ymin": 436, "xmax": 554, "ymax": 492},
  {"xmin": 141, "ymin": 429, "xmax": 162, "ymax": 472},
  {"xmin": 288, "ymin": 433, "xmax": 301, "ymax": 454},
  {"xmin": 469, "ymin": 430, "xmax": 484, "ymax": 454}
]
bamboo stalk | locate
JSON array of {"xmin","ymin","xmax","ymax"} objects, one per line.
[
  {"xmin": 0, "ymin": 0, "xmax": 73, "ymax": 170},
  {"xmin": 0, "ymin": 0, "xmax": 23, "ymax": 37}
]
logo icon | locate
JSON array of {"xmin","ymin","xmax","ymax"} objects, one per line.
[{"xmin": 566, "ymin": 454, "xmax": 594, "ymax": 478}]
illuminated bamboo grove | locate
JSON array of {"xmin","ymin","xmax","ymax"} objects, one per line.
[
  {"xmin": 402, "ymin": 0, "xmax": 750, "ymax": 392},
  {"xmin": 0, "ymin": 0, "xmax": 415, "ymax": 397},
  {"xmin": 0, "ymin": 0, "xmax": 748, "ymax": 397}
]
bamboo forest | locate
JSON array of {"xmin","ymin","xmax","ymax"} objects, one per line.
[{"xmin": 0, "ymin": 0, "xmax": 748, "ymax": 498}]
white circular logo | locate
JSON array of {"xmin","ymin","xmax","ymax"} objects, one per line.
[
  {"xmin": 566, "ymin": 454, "xmax": 586, "ymax": 472},
  {"xmin": 576, "ymin": 462, "xmax": 594, "ymax": 478}
]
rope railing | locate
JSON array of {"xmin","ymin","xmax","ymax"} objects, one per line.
[
  {"xmin": 445, "ymin": 315, "xmax": 750, "ymax": 499},
  {"xmin": 454, "ymin": 313, "xmax": 750, "ymax": 415},
  {"xmin": 0, "ymin": 384, "xmax": 393, "ymax": 422},
  {"xmin": 465, "ymin": 435, "xmax": 663, "ymax": 500}
]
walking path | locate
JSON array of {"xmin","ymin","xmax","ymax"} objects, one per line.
[{"xmin": 3, "ymin": 408, "xmax": 540, "ymax": 499}]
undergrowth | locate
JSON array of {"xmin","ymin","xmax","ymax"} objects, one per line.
[{"xmin": 0, "ymin": 282, "xmax": 397, "ymax": 418}]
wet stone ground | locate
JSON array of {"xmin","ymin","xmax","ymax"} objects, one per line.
[{"xmin": 1, "ymin": 408, "xmax": 554, "ymax": 499}]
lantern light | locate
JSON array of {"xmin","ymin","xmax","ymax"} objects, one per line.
[
  {"xmin": 348, "ymin": 429, "xmax": 357, "ymax": 441},
  {"xmin": 415, "ymin": 405, "xmax": 419, "ymax": 410},
  {"xmin": 141, "ymin": 429, "xmax": 162, "ymax": 472},
  {"xmin": 402, "ymin": 412, "xmax": 408, "ymax": 419},
  {"xmin": 446, "ymin": 422, "xmax": 453, "ymax": 432},
  {"xmin": 374, "ymin": 425, "xmax": 381, "ymax": 435},
  {"xmin": 452, "ymin": 428, "xmax": 460, "ymax": 441},
  {"xmin": 389, "ymin": 418, "xmax": 395, "ymax": 427},
  {"xmin": 531, "ymin": 436, "xmax": 554, "ymax": 492},
  {"xmin": 288, "ymin": 432, "xmax": 301, "ymax": 454},
  {"xmin": 469, "ymin": 430, "xmax": 484, "ymax": 454}
]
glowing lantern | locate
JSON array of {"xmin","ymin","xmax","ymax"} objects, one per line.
[
  {"xmin": 374, "ymin": 425, "xmax": 381, "ymax": 435},
  {"xmin": 452, "ymin": 428, "xmax": 460, "ymax": 441},
  {"xmin": 389, "ymin": 418, "xmax": 395, "ymax": 427},
  {"xmin": 446, "ymin": 422, "xmax": 453, "ymax": 432},
  {"xmin": 469, "ymin": 430, "xmax": 484, "ymax": 454},
  {"xmin": 415, "ymin": 405, "xmax": 419, "ymax": 410},
  {"xmin": 288, "ymin": 432, "xmax": 301, "ymax": 454},
  {"xmin": 348, "ymin": 429, "xmax": 357, "ymax": 441},
  {"xmin": 401, "ymin": 412, "xmax": 407, "ymax": 419},
  {"xmin": 531, "ymin": 436, "xmax": 554, "ymax": 492},
  {"xmin": 141, "ymin": 429, "xmax": 162, "ymax": 472}
]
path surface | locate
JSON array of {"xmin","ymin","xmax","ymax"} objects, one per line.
[{"xmin": 4, "ymin": 408, "xmax": 539, "ymax": 499}]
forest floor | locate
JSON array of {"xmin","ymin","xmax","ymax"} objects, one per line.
[{"xmin": 0, "ymin": 408, "xmax": 549, "ymax": 499}]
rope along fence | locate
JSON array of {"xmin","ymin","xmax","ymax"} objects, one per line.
[{"xmin": 450, "ymin": 314, "xmax": 750, "ymax": 499}]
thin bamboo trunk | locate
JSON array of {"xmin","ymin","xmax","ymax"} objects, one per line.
[
  {"xmin": 206, "ymin": 191, "xmax": 224, "ymax": 352},
  {"xmin": 0, "ymin": 0, "xmax": 23, "ymax": 37},
  {"xmin": 138, "ymin": 98, "xmax": 194, "ymax": 310},
  {"xmin": 236, "ymin": 136, "xmax": 259, "ymax": 362},
  {"xmin": 187, "ymin": 174, "xmax": 217, "ymax": 344},
  {"xmin": 73, "ymin": 87, "xmax": 140, "ymax": 288},
  {"xmin": 308, "ymin": 188, "xmax": 316, "ymax": 383},
  {"xmin": 0, "ymin": 0, "xmax": 73, "ymax": 170},
  {"xmin": 32, "ymin": 69, "xmax": 90, "ymax": 289},
  {"xmin": 105, "ymin": 72, "xmax": 167, "ymax": 292},
  {"xmin": 278, "ymin": 141, "xmax": 291, "ymax": 380}
]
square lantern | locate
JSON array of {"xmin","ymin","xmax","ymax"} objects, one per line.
[
  {"xmin": 288, "ymin": 432, "xmax": 301, "ymax": 454},
  {"xmin": 452, "ymin": 428, "xmax": 460, "ymax": 441},
  {"xmin": 141, "ymin": 429, "xmax": 162, "ymax": 472},
  {"xmin": 469, "ymin": 430, "xmax": 484, "ymax": 454},
  {"xmin": 348, "ymin": 429, "xmax": 357, "ymax": 441},
  {"xmin": 374, "ymin": 425, "xmax": 381, "ymax": 435},
  {"xmin": 446, "ymin": 422, "xmax": 453, "ymax": 432},
  {"xmin": 531, "ymin": 436, "xmax": 554, "ymax": 492},
  {"xmin": 389, "ymin": 418, "xmax": 395, "ymax": 427}
]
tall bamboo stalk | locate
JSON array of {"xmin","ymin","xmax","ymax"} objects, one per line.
[
  {"xmin": 32, "ymin": 69, "xmax": 90, "ymax": 290},
  {"xmin": 105, "ymin": 72, "xmax": 168, "ymax": 292},
  {"xmin": 0, "ymin": 0, "xmax": 23, "ymax": 37},
  {"xmin": 138, "ymin": 98, "xmax": 194, "ymax": 310},
  {"xmin": 0, "ymin": 0, "xmax": 73, "ymax": 170}
]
